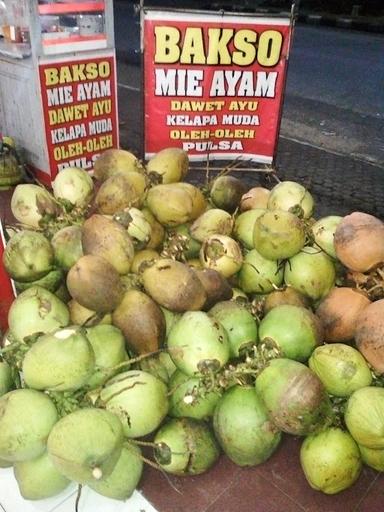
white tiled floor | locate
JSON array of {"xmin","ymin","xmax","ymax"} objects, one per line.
[{"xmin": 0, "ymin": 468, "xmax": 158, "ymax": 512}]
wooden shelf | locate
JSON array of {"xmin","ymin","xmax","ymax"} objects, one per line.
[{"xmin": 38, "ymin": 2, "xmax": 105, "ymax": 15}]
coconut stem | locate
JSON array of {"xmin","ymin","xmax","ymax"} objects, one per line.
[
  {"xmin": 124, "ymin": 441, "xmax": 182, "ymax": 495},
  {"xmin": 91, "ymin": 348, "xmax": 170, "ymax": 390},
  {"xmin": 189, "ymin": 342, "xmax": 282, "ymax": 398},
  {"xmin": 0, "ymin": 341, "xmax": 22, "ymax": 354},
  {"xmin": 347, "ymin": 264, "xmax": 384, "ymax": 301},
  {"xmin": 75, "ymin": 484, "xmax": 82, "ymax": 512},
  {"xmin": 129, "ymin": 439, "xmax": 159, "ymax": 448}
]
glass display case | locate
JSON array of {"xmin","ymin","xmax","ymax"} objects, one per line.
[
  {"xmin": 0, "ymin": 0, "xmax": 114, "ymax": 59},
  {"xmin": 37, "ymin": 1, "xmax": 107, "ymax": 55},
  {"xmin": 0, "ymin": 0, "xmax": 31, "ymax": 58}
]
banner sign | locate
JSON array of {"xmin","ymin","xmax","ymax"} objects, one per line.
[
  {"xmin": 0, "ymin": 221, "xmax": 15, "ymax": 333},
  {"xmin": 144, "ymin": 10, "xmax": 292, "ymax": 163},
  {"xmin": 39, "ymin": 53, "xmax": 119, "ymax": 180}
]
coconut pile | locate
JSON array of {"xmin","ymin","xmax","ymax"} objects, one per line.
[{"xmin": 1, "ymin": 147, "xmax": 384, "ymax": 504}]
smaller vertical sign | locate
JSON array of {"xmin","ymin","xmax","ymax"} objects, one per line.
[
  {"xmin": 39, "ymin": 53, "xmax": 119, "ymax": 180},
  {"xmin": 0, "ymin": 221, "xmax": 15, "ymax": 333}
]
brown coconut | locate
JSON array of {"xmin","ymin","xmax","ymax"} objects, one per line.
[
  {"xmin": 66, "ymin": 255, "xmax": 124, "ymax": 313},
  {"xmin": 355, "ymin": 299, "xmax": 384, "ymax": 373},
  {"xmin": 316, "ymin": 287, "xmax": 371, "ymax": 343},
  {"xmin": 81, "ymin": 214, "xmax": 134, "ymax": 274},
  {"xmin": 95, "ymin": 172, "xmax": 146, "ymax": 215},
  {"xmin": 240, "ymin": 187, "xmax": 271, "ymax": 212},
  {"xmin": 194, "ymin": 268, "xmax": 233, "ymax": 310},
  {"xmin": 93, "ymin": 149, "xmax": 144, "ymax": 181},
  {"xmin": 334, "ymin": 212, "xmax": 384, "ymax": 272},
  {"xmin": 112, "ymin": 289, "xmax": 165, "ymax": 354},
  {"xmin": 141, "ymin": 207, "xmax": 165, "ymax": 249},
  {"xmin": 264, "ymin": 287, "xmax": 309, "ymax": 314},
  {"xmin": 142, "ymin": 258, "xmax": 207, "ymax": 312},
  {"xmin": 68, "ymin": 299, "xmax": 111, "ymax": 326}
]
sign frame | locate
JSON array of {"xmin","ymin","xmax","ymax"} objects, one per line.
[
  {"xmin": 141, "ymin": 4, "xmax": 297, "ymax": 171},
  {"xmin": 0, "ymin": 220, "xmax": 16, "ymax": 333}
]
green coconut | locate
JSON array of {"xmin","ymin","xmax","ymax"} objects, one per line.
[
  {"xmin": 146, "ymin": 147, "xmax": 189, "ymax": 183},
  {"xmin": 51, "ymin": 225, "xmax": 83, "ymax": 271},
  {"xmin": 268, "ymin": 180, "xmax": 314, "ymax": 219},
  {"xmin": 258, "ymin": 305, "xmax": 322, "ymax": 362},
  {"xmin": 284, "ymin": 246, "xmax": 336, "ymax": 301},
  {"xmin": 52, "ymin": 166, "xmax": 94, "ymax": 207},
  {"xmin": 22, "ymin": 326, "xmax": 95, "ymax": 392},
  {"xmin": 167, "ymin": 310, "xmax": 230, "ymax": 376},
  {"xmin": 209, "ymin": 300, "xmax": 258, "ymax": 357},
  {"xmin": 146, "ymin": 183, "xmax": 200, "ymax": 227},
  {"xmin": 190, "ymin": 209, "xmax": 234, "ymax": 242},
  {"xmin": 309, "ymin": 344, "xmax": 372, "ymax": 397},
  {"xmin": 8, "ymin": 286, "xmax": 69, "ymax": 342},
  {"xmin": 253, "ymin": 209, "xmax": 306, "ymax": 260},
  {"xmin": 154, "ymin": 417, "xmax": 220, "ymax": 475},
  {"xmin": 47, "ymin": 407, "xmax": 124, "ymax": 484},
  {"xmin": 256, "ymin": 358, "xmax": 334, "ymax": 436},
  {"xmin": 301, "ymin": 428, "xmax": 362, "ymax": 494},
  {"xmin": 200, "ymin": 234, "xmax": 243, "ymax": 278},
  {"xmin": 344, "ymin": 387, "xmax": 384, "ymax": 449},
  {"xmin": 88, "ymin": 443, "xmax": 143, "ymax": 500},
  {"xmin": 311, "ymin": 216, "xmax": 343, "ymax": 259},
  {"xmin": 11, "ymin": 184, "xmax": 59, "ymax": 228},
  {"xmin": 3, "ymin": 230, "xmax": 54, "ymax": 282},
  {"xmin": 213, "ymin": 385, "xmax": 281, "ymax": 466},
  {"xmin": 359, "ymin": 444, "xmax": 384, "ymax": 472},
  {"xmin": 0, "ymin": 389, "xmax": 58, "ymax": 462},
  {"xmin": 99, "ymin": 370, "xmax": 169, "ymax": 438},
  {"xmin": 14, "ymin": 451, "xmax": 71, "ymax": 500},
  {"xmin": 168, "ymin": 369, "xmax": 221, "ymax": 420},
  {"xmin": 85, "ymin": 324, "xmax": 128, "ymax": 389},
  {"xmin": 233, "ymin": 208, "xmax": 266, "ymax": 249},
  {"xmin": 238, "ymin": 248, "xmax": 284, "ymax": 294}
]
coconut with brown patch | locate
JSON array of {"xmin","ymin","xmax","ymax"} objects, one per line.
[
  {"xmin": 66, "ymin": 255, "xmax": 124, "ymax": 313},
  {"xmin": 95, "ymin": 172, "xmax": 147, "ymax": 215},
  {"xmin": 355, "ymin": 299, "xmax": 384, "ymax": 374},
  {"xmin": 81, "ymin": 214, "xmax": 134, "ymax": 274},
  {"xmin": 142, "ymin": 258, "xmax": 206, "ymax": 312},
  {"xmin": 112, "ymin": 289, "xmax": 166, "ymax": 355},
  {"xmin": 316, "ymin": 287, "xmax": 371, "ymax": 343}
]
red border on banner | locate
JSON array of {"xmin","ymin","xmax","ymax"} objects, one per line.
[
  {"xmin": 38, "ymin": 54, "xmax": 119, "ymax": 181},
  {"xmin": 0, "ymin": 221, "xmax": 15, "ymax": 333},
  {"xmin": 143, "ymin": 11, "xmax": 292, "ymax": 164}
]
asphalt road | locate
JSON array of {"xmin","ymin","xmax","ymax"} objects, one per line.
[
  {"xmin": 114, "ymin": 14, "xmax": 384, "ymax": 167},
  {"xmin": 282, "ymin": 25, "xmax": 384, "ymax": 166}
]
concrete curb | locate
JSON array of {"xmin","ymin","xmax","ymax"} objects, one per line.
[{"xmin": 299, "ymin": 13, "xmax": 384, "ymax": 33}]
